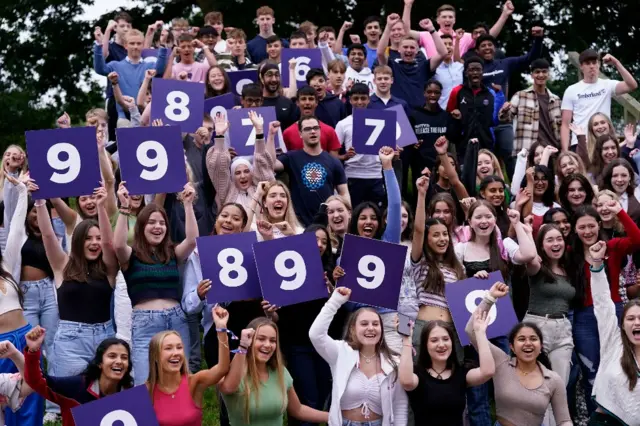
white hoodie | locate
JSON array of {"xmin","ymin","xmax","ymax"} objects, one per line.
[{"xmin": 343, "ymin": 66, "xmax": 376, "ymax": 95}]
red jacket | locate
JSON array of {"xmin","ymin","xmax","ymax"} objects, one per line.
[{"xmin": 282, "ymin": 121, "xmax": 341, "ymax": 153}]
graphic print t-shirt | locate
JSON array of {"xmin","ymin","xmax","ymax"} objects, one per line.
[{"xmin": 278, "ymin": 150, "xmax": 347, "ymax": 226}]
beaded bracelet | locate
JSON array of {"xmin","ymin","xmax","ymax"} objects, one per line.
[{"xmin": 589, "ymin": 263, "xmax": 605, "ymax": 273}]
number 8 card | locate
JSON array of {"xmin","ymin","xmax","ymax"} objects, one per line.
[
  {"xmin": 116, "ymin": 125, "xmax": 188, "ymax": 196},
  {"xmin": 25, "ymin": 127, "xmax": 102, "ymax": 200}
]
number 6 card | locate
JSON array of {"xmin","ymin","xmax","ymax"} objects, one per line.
[
  {"xmin": 25, "ymin": 127, "xmax": 102, "ymax": 200},
  {"xmin": 116, "ymin": 125, "xmax": 188, "ymax": 196},
  {"xmin": 352, "ymin": 109, "xmax": 396, "ymax": 155},
  {"xmin": 445, "ymin": 271, "xmax": 518, "ymax": 346},
  {"xmin": 338, "ymin": 235, "xmax": 407, "ymax": 310}
]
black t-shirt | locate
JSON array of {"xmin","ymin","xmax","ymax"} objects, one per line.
[
  {"xmin": 408, "ymin": 365, "xmax": 469, "ymax": 426},
  {"xmin": 262, "ymin": 95, "xmax": 300, "ymax": 131},
  {"xmin": 278, "ymin": 150, "xmax": 347, "ymax": 226}
]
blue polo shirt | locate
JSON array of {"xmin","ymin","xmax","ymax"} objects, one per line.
[
  {"xmin": 389, "ymin": 59, "xmax": 435, "ymax": 109},
  {"xmin": 368, "ymin": 94, "xmax": 410, "ymax": 117}
]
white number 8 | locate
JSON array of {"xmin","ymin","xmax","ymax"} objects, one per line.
[
  {"xmin": 357, "ymin": 255, "xmax": 385, "ymax": 289},
  {"xmin": 465, "ymin": 290, "xmax": 497, "ymax": 325},
  {"xmin": 218, "ymin": 248, "xmax": 248, "ymax": 287},
  {"xmin": 275, "ymin": 250, "xmax": 306, "ymax": 291},
  {"xmin": 137, "ymin": 141, "xmax": 168, "ymax": 181},
  {"xmin": 48, "ymin": 143, "xmax": 81, "ymax": 184},
  {"xmin": 165, "ymin": 90, "xmax": 191, "ymax": 122},
  {"xmin": 100, "ymin": 409, "xmax": 137, "ymax": 426},
  {"xmin": 295, "ymin": 57, "xmax": 311, "ymax": 82}
]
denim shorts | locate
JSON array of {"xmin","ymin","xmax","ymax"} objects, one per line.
[{"xmin": 53, "ymin": 319, "xmax": 114, "ymax": 377}]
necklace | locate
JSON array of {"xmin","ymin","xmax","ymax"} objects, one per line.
[
  {"xmin": 361, "ymin": 352, "xmax": 376, "ymax": 364},
  {"xmin": 518, "ymin": 365, "xmax": 537, "ymax": 376},
  {"xmin": 429, "ymin": 366, "xmax": 447, "ymax": 380}
]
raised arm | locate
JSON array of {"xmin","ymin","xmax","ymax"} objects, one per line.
[
  {"xmin": 207, "ymin": 116, "xmax": 232, "ymax": 210},
  {"xmin": 508, "ymin": 209, "xmax": 537, "ymax": 264},
  {"xmin": 48, "ymin": 198, "xmax": 78, "ymax": 236},
  {"xmin": 137, "ymin": 70, "xmax": 155, "ymax": 109},
  {"xmin": 604, "ymin": 54, "xmax": 639, "ymax": 95},
  {"xmin": 101, "ymin": 20, "xmax": 116, "ymax": 59},
  {"xmin": 93, "ymin": 42, "xmax": 113, "ymax": 76},
  {"xmin": 287, "ymin": 387, "xmax": 329, "ymax": 423},
  {"xmin": 194, "ymin": 40, "xmax": 217, "ymax": 67},
  {"xmin": 283, "ymin": 59, "xmax": 299, "ymax": 99},
  {"xmin": 435, "ymin": 137, "xmax": 468, "ymax": 199},
  {"xmin": 95, "ymin": 185, "xmax": 118, "ymax": 282},
  {"xmin": 113, "ymin": 182, "xmax": 133, "ymax": 268},
  {"xmin": 488, "ymin": 1, "xmax": 515, "ymax": 38},
  {"xmin": 193, "ymin": 307, "xmax": 231, "ymax": 393},
  {"xmin": 401, "ymin": 0, "xmax": 422, "ymax": 40},
  {"xmin": 174, "ymin": 184, "xmax": 198, "ymax": 262},
  {"xmin": 250, "ymin": 112, "xmax": 275, "ymax": 183},
  {"xmin": 335, "ymin": 21, "xmax": 352, "ymax": 55},
  {"xmin": 163, "ymin": 47, "xmax": 177, "ymax": 79},
  {"xmin": 411, "ymin": 175, "xmax": 429, "ymax": 262},
  {"xmin": 465, "ymin": 309, "xmax": 496, "ymax": 386},
  {"xmin": 428, "ymin": 21, "xmax": 447, "ymax": 71},
  {"xmin": 380, "ymin": 146, "xmax": 401, "ymax": 243},
  {"xmin": 218, "ymin": 328, "xmax": 254, "ymax": 395},
  {"xmin": 377, "ymin": 14, "xmax": 398, "ymax": 67},
  {"xmin": 309, "ymin": 287, "xmax": 350, "ymax": 365},
  {"xmin": 2, "ymin": 176, "xmax": 28, "ymax": 275},
  {"xmin": 465, "ymin": 282, "xmax": 510, "ymax": 364},
  {"xmin": 96, "ymin": 131, "xmax": 117, "ymax": 217},
  {"xmin": 35, "ymin": 197, "xmax": 68, "ymax": 278}
]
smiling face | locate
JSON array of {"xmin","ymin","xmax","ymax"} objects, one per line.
[
  {"xmin": 610, "ymin": 165, "xmax": 631, "ymax": 195},
  {"xmin": 533, "ymin": 172, "xmax": 549, "ymax": 197},
  {"xmin": 567, "ymin": 180, "xmax": 587, "ymax": 207},
  {"xmin": 264, "ymin": 185, "xmax": 288, "ymax": 221},
  {"xmin": 253, "ymin": 324, "xmax": 277, "ymax": 363},
  {"xmin": 533, "ymin": 145, "xmax": 544, "ymax": 165},
  {"xmin": 3, "ymin": 146, "xmax": 24, "ymax": 171},
  {"xmin": 596, "ymin": 194, "xmax": 615, "ymax": 222},
  {"xmin": 327, "ymin": 199, "xmax": 350, "ymax": 235},
  {"xmin": 233, "ymin": 164, "xmax": 252, "ymax": 191},
  {"xmin": 262, "ymin": 68, "xmax": 281, "ymax": 94},
  {"xmin": 390, "ymin": 21, "xmax": 405, "ymax": 44},
  {"xmin": 266, "ymin": 40, "xmax": 282, "ymax": 60},
  {"xmin": 400, "ymin": 206, "xmax": 409, "ymax": 233},
  {"xmin": 208, "ymin": 67, "xmax": 226, "ymax": 90},
  {"xmin": 431, "ymin": 201, "xmax": 453, "ymax": 226},
  {"xmin": 511, "ymin": 326, "xmax": 542, "ymax": 364},
  {"xmin": 427, "ymin": 325, "xmax": 453, "ymax": 363},
  {"xmin": 531, "ymin": 67, "xmax": 549, "ymax": 87},
  {"xmin": 600, "ymin": 140, "xmax": 618, "ymax": 164},
  {"xmin": 469, "ymin": 205, "xmax": 496, "ymax": 237},
  {"xmin": 315, "ymin": 229, "xmax": 329, "ymax": 256},
  {"xmin": 559, "ymin": 155, "xmax": 578, "ymax": 177},
  {"xmin": 591, "ymin": 113, "xmax": 610, "ymax": 136},
  {"xmin": 308, "ymin": 76, "xmax": 326, "ymax": 101},
  {"xmin": 353, "ymin": 310, "xmax": 382, "ymax": 346},
  {"xmin": 78, "ymin": 195, "xmax": 97, "ymax": 218},
  {"xmin": 481, "ymin": 181, "xmax": 505, "ymax": 207},
  {"xmin": 374, "ymin": 73, "xmax": 393, "ymax": 95},
  {"xmin": 348, "ymin": 48, "xmax": 365, "ymax": 71},
  {"xmin": 144, "ymin": 212, "xmax": 167, "ymax": 246},
  {"xmin": 622, "ymin": 304, "xmax": 640, "ymax": 347},
  {"xmin": 399, "ymin": 38, "xmax": 418, "ymax": 62},
  {"xmin": 436, "ymin": 10, "xmax": 456, "ymax": 33},
  {"xmin": 466, "ymin": 62, "xmax": 483, "ymax": 86},
  {"xmin": 477, "ymin": 153, "xmax": 494, "ymax": 179},
  {"xmin": 364, "ymin": 21, "xmax": 381, "ymax": 43},
  {"xmin": 357, "ymin": 207, "xmax": 379, "ymax": 239},
  {"xmin": 84, "ymin": 226, "xmax": 102, "ymax": 261},
  {"xmin": 542, "ymin": 228, "xmax": 565, "ymax": 260},
  {"xmin": 478, "ymin": 40, "xmax": 495, "ymax": 61},
  {"xmin": 160, "ymin": 334, "xmax": 185, "ymax": 373},
  {"xmin": 575, "ymin": 215, "xmax": 599, "ymax": 246},
  {"xmin": 215, "ymin": 205, "xmax": 245, "ymax": 235},
  {"xmin": 26, "ymin": 206, "xmax": 39, "ymax": 233},
  {"xmin": 100, "ymin": 343, "xmax": 129, "ymax": 383},
  {"xmin": 125, "ymin": 34, "xmax": 144, "ymax": 59},
  {"xmin": 551, "ymin": 212, "xmax": 571, "ymax": 237},
  {"xmin": 427, "ymin": 223, "xmax": 449, "ymax": 257}
]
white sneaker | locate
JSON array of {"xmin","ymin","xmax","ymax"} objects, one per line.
[{"xmin": 43, "ymin": 412, "xmax": 60, "ymax": 424}]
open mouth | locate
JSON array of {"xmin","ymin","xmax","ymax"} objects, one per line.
[
  {"xmin": 436, "ymin": 241, "xmax": 447, "ymax": 249},
  {"xmin": 522, "ymin": 347, "xmax": 534, "ymax": 354},
  {"xmin": 362, "ymin": 225, "xmax": 375, "ymax": 237},
  {"xmin": 631, "ymin": 328, "xmax": 640, "ymax": 339},
  {"xmin": 220, "ymin": 223, "xmax": 234, "ymax": 233},
  {"xmin": 435, "ymin": 348, "xmax": 448, "ymax": 355},
  {"xmin": 88, "ymin": 246, "xmax": 100, "ymax": 255},
  {"xmin": 478, "ymin": 224, "xmax": 491, "ymax": 231},
  {"xmin": 168, "ymin": 358, "xmax": 181, "ymax": 366},
  {"xmin": 363, "ymin": 332, "xmax": 377, "ymax": 339},
  {"xmin": 550, "ymin": 246, "xmax": 562, "ymax": 255},
  {"xmin": 272, "ymin": 202, "xmax": 284, "ymax": 214},
  {"xmin": 479, "ymin": 167, "xmax": 490, "ymax": 174},
  {"xmin": 111, "ymin": 366, "xmax": 124, "ymax": 375}
]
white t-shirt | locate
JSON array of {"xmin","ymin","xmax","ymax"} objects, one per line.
[
  {"xmin": 343, "ymin": 67, "xmax": 376, "ymax": 94},
  {"xmin": 335, "ymin": 115, "xmax": 381, "ymax": 180},
  {"xmin": 561, "ymin": 78, "xmax": 619, "ymax": 146}
]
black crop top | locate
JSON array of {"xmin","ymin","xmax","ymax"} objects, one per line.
[
  {"xmin": 21, "ymin": 236, "xmax": 53, "ymax": 278},
  {"xmin": 57, "ymin": 277, "xmax": 113, "ymax": 324}
]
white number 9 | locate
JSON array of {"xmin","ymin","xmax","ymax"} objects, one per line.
[
  {"xmin": 209, "ymin": 106, "xmax": 227, "ymax": 122},
  {"xmin": 165, "ymin": 90, "xmax": 190, "ymax": 122},
  {"xmin": 100, "ymin": 409, "xmax": 137, "ymax": 426},
  {"xmin": 218, "ymin": 248, "xmax": 248, "ymax": 287},
  {"xmin": 137, "ymin": 141, "xmax": 168, "ymax": 181},
  {"xmin": 465, "ymin": 290, "xmax": 497, "ymax": 325},
  {"xmin": 356, "ymin": 255, "xmax": 385, "ymax": 289},
  {"xmin": 275, "ymin": 250, "xmax": 306, "ymax": 291},
  {"xmin": 236, "ymin": 79, "xmax": 253, "ymax": 96},
  {"xmin": 295, "ymin": 57, "xmax": 311, "ymax": 82},
  {"xmin": 48, "ymin": 142, "xmax": 81, "ymax": 184}
]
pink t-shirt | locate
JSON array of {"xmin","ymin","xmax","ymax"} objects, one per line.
[
  {"xmin": 171, "ymin": 61, "xmax": 210, "ymax": 83},
  {"xmin": 419, "ymin": 30, "xmax": 474, "ymax": 58}
]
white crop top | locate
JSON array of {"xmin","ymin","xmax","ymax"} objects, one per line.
[
  {"xmin": 0, "ymin": 278, "xmax": 22, "ymax": 316},
  {"xmin": 340, "ymin": 368, "xmax": 384, "ymax": 418}
]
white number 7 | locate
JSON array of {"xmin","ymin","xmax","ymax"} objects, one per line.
[
  {"xmin": 241, "ymin": 118, "xmax": 256, "ymax": 147},
  {"xmin": 364, "ymin": 118, "xmax": 385, "ymax": 146}
]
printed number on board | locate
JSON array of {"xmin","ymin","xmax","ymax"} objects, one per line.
[
  {"xmin": 165, "ymin": 91, "xmax": 191, "ymax": 122},
  {"xmin": 294, "ymin": 56, "xmax": 311, "ymax": 82},
  {"xmin": 137, "ymin": 141, "xmax": 168, "ymax": 181},
  {"xmin": 241, "ymin": 118, "xmax": 257, "ymax": 147},
  {"xmin": 218, "ymin": 248, "xmax": 248, "ymax": 287},
  {"xmin": 356, "ymin": 255, "xmax": 385, "ymax": 289},
  {"xmin": 100, "ymin": 409, "xmax": 138, "ymax": 426},
  {"xmin": 275, "ymin": 250, "xmax": 306, "ymax": 291},
  {"xmin": 47, "ymin": 143, "xmax": 81, "ymax": 184},
  {"xmin": 465, "ymin": 290, "xmax": 497, "ymax": 325},
  {"xmin": 364, "ymin": 119, "xmax": 385, "ymax": 146}
]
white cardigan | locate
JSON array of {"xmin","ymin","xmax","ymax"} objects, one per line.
[
  {"xmin": 591, "ymin": 269, "xmax": 640, "ymax": 426},
  {"xmin": 3, "ymin": 181, "xmax": 28, "ymax": 282},
  {"xmin": 309, "ymin": 291, "xmax": 408, "ymax": 426}
]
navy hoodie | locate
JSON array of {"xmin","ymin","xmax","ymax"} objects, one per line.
[
  {"xmin": 481, "ymin": 36, "xmax": 543, "ymax": 90},
  {"xmin": 315, "ymin": 94, "xmax": 347, "ymax": 128}
]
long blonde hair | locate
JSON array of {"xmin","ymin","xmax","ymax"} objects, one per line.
[
  {"xmin": 324, "ymin": 194, "xmax": 352, "ymax": 249},
  {"xmin": 241, "ymin": 318, "xmax": 287, "ymax": 424},
  {"xmin": 477, "ymin": 149, "xmax": 505, "ymax": 185},
  {"xmin": 595, "ymin": 189, "xmax": 624, "ymax": 234},
  {"xmin": 587, "ymin": 113, "xmax": 617, "ymax": 162},
  {"xmin": 0, "ymin": 145, "xmax": 29, "ymax": 199},
  {"xmin": 259, "ymin": 181, "xmax": 301, "ymax": 231},
  {"xmin": 146, "ymin": 330, "xmax": 188, "ymax": 403}
]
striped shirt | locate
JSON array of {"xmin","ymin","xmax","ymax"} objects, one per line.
[
  {"xmin": 410, "ymin": 258, "xmax": 461, "ymax": 310},
  {"xmin": 123, "ymin": 252, "xmax": 181, "ymax": 306}
]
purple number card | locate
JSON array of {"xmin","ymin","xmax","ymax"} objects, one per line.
[
  {"xmin": 205, "ymin": 93, "xmax": 236, "ymax": 125},
  {"xmin": 116, "ymin": 125, "xmax": 187, "ymax": 196},
  {"xmin": 72, "ymin": 385, "xmax": 159, "ymax": 426},
  {"xmin": 338, "ymin": 235, "xmax": 407, "ymax": 310},
  {"xmin": 445, "ymin": 271, "xmax": 518, "ymax": 346},
  {"xmin": 253, "ymin": 233, "xmax": 327, "ymax": 307},
  {"xmin": 150, "ymin": 78, "xmax": 205, "ymax": 133},
  {"xmin": 352, "ymin": 109, "xmax": 396, "ymax": 155},
  {"xmin": 25, "ymin": 126, "xmax": 101, "ymax": 199},
  {"xmin": 197, "ymin": 232, "xmax": 262, "ymax": 304},
  {"xmin": 226, "ymin": 106, "xmax": 280, "ymax": 156},
  {"xmin": 386, "ymin": 104, "xmax": 418, "ymax": 148},
  {"xmin": 280, "ymin": 48, "xmax": 323, "ymax": 88},
  {"xmin": 228, "ymin": 69, "xmax": 259, "ymax": 96}
]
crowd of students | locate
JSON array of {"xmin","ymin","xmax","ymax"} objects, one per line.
[{"xmin": 1, "ymin": 1, "xmax": 640, "ymax": 425}]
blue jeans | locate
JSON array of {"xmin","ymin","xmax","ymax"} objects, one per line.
[
  {"xmin": 0, "ymin": 323, "xmax": 44, "ymax": 426},
  {"xmin": 51, "ymin": 216, "xmax": 66, "ymax": 252},
  {"xmin": 467, "ymin": 336, "xmax": 510, "ymax": 426},
  {"xmin": 187, "ymin": 312, "xmax": 201, "ymax": 373},
  {"xmin": 52, "ymin": 320, "xmax": 114, "ymax": 377},
  {"xmin": 285, "ymin": 345, "xmax": 332, "ymax": 426},
  {"xmin": 342, "ymin": 420, "xmax": 382, "ymax": 426},
  {"xmin": 131, "ymin": 305, "xmax": 189, "ymax": 385},
  {"xmin": 573, "ymin": 302, "xmax": 624, "ymax": 415}
]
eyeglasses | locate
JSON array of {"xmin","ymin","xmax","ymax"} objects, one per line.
[{"xmin": 302, "ymin": 126, "xmax": 321, "ymax": 132}]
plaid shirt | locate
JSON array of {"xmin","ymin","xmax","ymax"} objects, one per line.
[
  {"xmin": 499, "ymin": 86, "xmax": 562, "ymax": 155},
  {"xmin": 215, "ymin": 53, "xmax": 257, "ymax": 72}
]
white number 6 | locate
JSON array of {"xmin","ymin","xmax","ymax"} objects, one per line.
[
  {"xmin": 48, "ymin": 142, "xmax": 81, "ymax": 184},
  {"xmin": 465, "ymin": 290, "xmax": 497, "ymax": 325},
  {"xmin": 218, "ymin": 248, "xmax": 248, "ymax": 287},
  {"xmin": 295, "ymin": 56, "xmax": 311, "ymax": 82},
  {"xmin": 165, "ymin": 90, "xmax": 191, "ymax": 122},
  {"xmin": 137, "ymin": 141, "xmax": 168, "ymax": 181},
  {"xmin": 364, "ymin": 118, "xmax": 385, "ymax": 146},
  {"xmin": 357, "ymin": 255, "xmax": 385, "ymax": 289},
  {"xmin": 275, "ymin": 250, "xmax": 306, "ymax": 291},
  {"xmin": 100, "ymin": 409, "xmax": 137, "ymax": 426}
]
